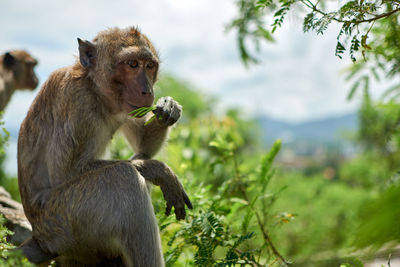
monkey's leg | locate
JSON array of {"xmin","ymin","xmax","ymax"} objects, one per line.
[{"xmin": 31, "ymin": 161, "xmax": 164, "ymax": 267}]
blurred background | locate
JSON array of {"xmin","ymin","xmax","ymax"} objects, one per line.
[{"xmin": 1, "ymin": 0, "xmax": 399, "ymax": 266}]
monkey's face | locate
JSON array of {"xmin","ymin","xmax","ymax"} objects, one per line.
[
  {"xmin": 78, "ymin": 28, "xmax": 160, "ymax": 114},
  {"xmin": 2, "ymin": 51, "xmax": 39, "ymax": 90},
  {"xmin": 111, "ymin": 47, "xmax": 158, "ymax": 114},
  {"xmin": 17, "ymin": 57, "xmax": 39, "ymax": 90}
]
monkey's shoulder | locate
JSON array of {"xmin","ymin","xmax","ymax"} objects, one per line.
[{"xmin": 43, "ymin": 66, "xmax": 83, "ymax": 91}]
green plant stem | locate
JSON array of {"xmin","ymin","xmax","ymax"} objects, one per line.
[
  {"xmin": 231, "ymin": 152, "xmax": 290, "ymax": 266},
  {"xmin": 234, "ymin": 248, "xmax": 264, "ymax": 267},
  {"xmin": 254, "ymin": 211, "xmax": 290, "ymax": 266},
  {"xmin": 267, "ymin": 258, "xmax": 279, "ymax": 267}
]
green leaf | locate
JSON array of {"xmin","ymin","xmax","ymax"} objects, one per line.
[
  {"xmin": 335, "ymin": 41, "xmax": 346, "ymax": 59},
  {"xmin": 209, "ymin": 140, "xmax": 222, "ymax": 149},
  {"xmin": 230, "ymin": 197, "xmax": 249, "ymax": 205},
  {"xmin": 260, "ymin": 139, "xmax": 281, "ymax": 179},
  {"xmin": 144, "ymin": 115, "xmax": 157, "ymax": 126},
  {"xmin": 303, "ymin": 12, "xmax": 315, "ymax": 32},
  {"xmin": 256, "ymin": 26, "xmax": 274, "ymax": 42},
  {"xmin": 129, "ymin": 106, "xmax": 156, "ymax": 117},
  {"xmin": 347, "ymin": 80, "xmax": 360, "ymax": 100}
]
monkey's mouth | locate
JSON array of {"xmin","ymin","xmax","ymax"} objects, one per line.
[{"xmin": 128, "ymin": 104, "xmax": 140, "ymax": 110}]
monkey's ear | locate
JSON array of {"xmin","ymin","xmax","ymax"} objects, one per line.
[
  {"xmin": 77, "ymin": 38, "xmax": 96, "ymax": 68},
  {"xmin": 3, "ymin": 52, "xmax": 15, "ymax": 69}
]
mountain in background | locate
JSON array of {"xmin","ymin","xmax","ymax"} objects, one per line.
[
  {"xmin": 256, "ymin": 113, "xmax": 358, "ymax": 144},
  {"xmin": 255, "ymin": 113, "xmax": 359, "ymax": 167}
]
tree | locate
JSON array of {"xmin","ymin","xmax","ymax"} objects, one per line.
[{"xmin": 228, "ymin": 0, "xmax": 400, "ymax": 64}]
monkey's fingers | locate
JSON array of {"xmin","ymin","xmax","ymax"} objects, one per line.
[
  {"xmin": 183, "ymin": 192, "xmax": 193, "ymax": 210},
  {"xmin": 174, "ymin": 204, "xmax": 186, "ymax": 220},
  {"xmin": 153, "ymin": 97, "xmax": 181, "ymax": 126},
  {"xmin": 154, "ymin": 107, "xmax": 171, "ymax": 125},
  {"xmin": 165, "ymin": 203, "xmax": 172, "ymax": 216},
  {"xmin": 165, "ymin": 105, "xmax": 181, "ymax": 125}
]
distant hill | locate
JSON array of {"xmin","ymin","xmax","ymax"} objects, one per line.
[
  {"xmin": 6, "ymin": 113, "xmax": 358, "ymax": 144},
  {"xmin": 256, "ymin": 113, "xmax": 358, "ymax": 144}
]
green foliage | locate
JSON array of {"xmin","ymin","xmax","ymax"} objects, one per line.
[
  {"xmin": 159, "ymin": 137, "xmax": 288, "ymax": 266},
  {"xmin": 0, "ymin": 116, "xmax": 31, "ymax": 266},
  {"xmin": 164, "ymin": 211, "xmax": 257, "ymax": 267},
  {"xmin": 268, "ymin": 172, "xmax": 370, "ymax": 263},
  {"xmin": 343, "ymin": 93, "xmax": 400, "ymax": 250},
  {"xmin": 345, "ymin": 10, "xmax": 400, "ymax": 100},
  {"xmin": 339, "ymin": 152, "xmax": 390, "ymax": 188},
  {"xmin": 338, "ymin": 88, "xmax": 400, "ymax": 253},
  {"xmin": 0, "ymin": 114, "xmax": 9, "ymax": 180},
  {"xmin": 358, "ymin": 97, "xmax": 400, "ymax": 157},
  {"xmin": 226, "ymin": 0, "xmax": 275, "ymax": 65},
  {"xmin": 110, "ymin": 75, "xmax": 292, "ymax": 265},
  {"xmin": 339, "ymin": 258, "xmax": 364, "ymax": 267},
  {"xmin": 105, "ymin": 74, "xmax": 400, "ymax": 265},
  {"xmin": 0, "ymin": 216, "xmax": 33, "ymax": 266},
  {"xmin": 229, "ymin": 0, "xmax": 400, "ymax": 64},
  {"xmin": 354, "ymin": 182, "xmax": 400, "ymax": 249},
  {"xmin": 108, "ymin": 75, "xmax": 388, "ymax": 265},
  {"xmin": 340, "ymin": 94, "xmax": 400, "ymax": 188},
  {"xmin": 0, "ymin": 113, "xmax": 19, "ymax": 201}
]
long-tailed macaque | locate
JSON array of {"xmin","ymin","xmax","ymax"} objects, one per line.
[
  {"xmin": 18, "ymin": 27, "xmax": 192, "ymax": 267},
  {"xmin": 0, "ymin": 50, "xmax": 38, "ymax": 110}
]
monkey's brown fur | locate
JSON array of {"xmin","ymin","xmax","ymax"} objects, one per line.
[
  {"xmin": 18, "ymin": 27, "xmax": 191, "ymax": 267},
  {"xmin": 0, "ymin": 50, "xmax": 38, "ymax": 110}
]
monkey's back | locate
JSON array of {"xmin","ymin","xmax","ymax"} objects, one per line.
[{"xmin": 17, "ymin": 66, "xmax": 117, "ymax": 219}]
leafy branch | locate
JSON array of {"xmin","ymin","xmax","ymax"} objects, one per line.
[
  {"xmin": 232, "ymin": 142, "xmax": 289, "ymax": 265},
  {"xmin": 229, "ymin": 0, "xmax": 400, "ymax": 64},
  {"xmin": 210, "ymin": 138, "xmax": 290, "ymax": 265},
  {"xmin": 301, "ymin": 0, "xmax": 400, "ymax": 24}
]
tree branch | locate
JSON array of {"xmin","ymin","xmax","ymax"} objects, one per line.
[
  {"xmin": 301, "ymin": 0, "xmax": 400, "ymax": 24},
  {"xmin": 234, "ymin": 248, "xmax": 264, "ymax": 267},
  {"xmin": 254, "ymin": 210, "xmax": 291, "ymax": 265}
]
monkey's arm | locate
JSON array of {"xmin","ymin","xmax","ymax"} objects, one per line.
[
  {"xmin": 121, "ymin": 96, "xmax": 182, "ymax": 159},
  {"xmin": 131, "ymin": 159, "xmax": 192, "ymax": 220}
]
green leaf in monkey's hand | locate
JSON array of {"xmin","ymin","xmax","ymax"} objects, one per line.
[{"xmin": 129, "ymin": 106, "xmax": 157, "ymax": 126}]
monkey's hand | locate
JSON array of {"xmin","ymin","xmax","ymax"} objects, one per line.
[
  {"xmin": 131, "ymin": 159, "xmax": 193, "ymax": 220},
  {"xmin": 152, "ymin": 96, "xmax": 182, "ymax": 126},
  {"xmin": 159, "ymin": 176, "xmax": 193, "ymax": 220}
]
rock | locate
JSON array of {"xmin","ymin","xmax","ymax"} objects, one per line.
[{"xmin": 0, "ymin": 186, "xmax": 31, "ymax": 245}]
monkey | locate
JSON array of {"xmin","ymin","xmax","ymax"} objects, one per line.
[
  {"xmin": 17, "ymin": 27, "xmax": 192, "ymax": 266},
  {"xmin": 0, "ymin": 50, "xmax": 38, "ymax": 110}
]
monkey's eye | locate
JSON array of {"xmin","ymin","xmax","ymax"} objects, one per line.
[
  {"xmin": 146, "ymin": 61, "xmax": 155, "ymax": 69},
  {"xmin": 126, "ymin": 60, "xmax": 139, "ymax": 68}
]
